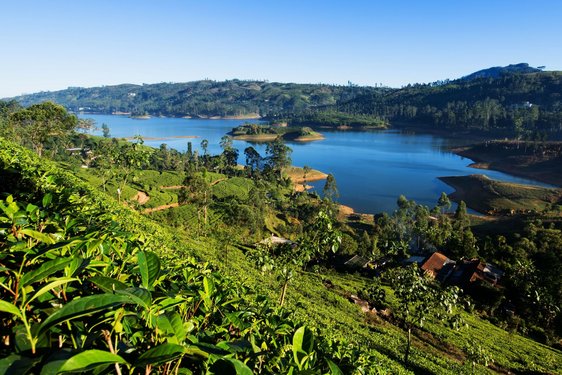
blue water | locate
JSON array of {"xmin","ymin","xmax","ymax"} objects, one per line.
[{"xmin": 81, "ymin": 114, "xmax": 552, "ymax": 214}]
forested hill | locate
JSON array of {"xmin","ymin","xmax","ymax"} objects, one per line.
[
  {"xmin": 9, "ymin": 65, "xmax": 562, "ymax": 136},
  {"xmin": 9, "ymin": 80, "xmax": 383, "ymax": 118},
  {"xmin": 336, "ymin": 69, "xmax": 562, "ymax": 136},
  {"xmin": 460, "ymin": 63, "xmax": 543, "ymax": 81}
]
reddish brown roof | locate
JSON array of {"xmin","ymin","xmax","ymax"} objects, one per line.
[{"xmin": 421, "ymin": 252, "xmax": 451, "ymax": 278}]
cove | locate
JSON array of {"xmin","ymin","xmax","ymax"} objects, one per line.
[{"xmin": 80, "ymin": 114, "xmax": 551, "ymax": 214}]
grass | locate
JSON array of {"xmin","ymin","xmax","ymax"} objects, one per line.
[
  {"xmin": 71, "ymin": 165, "xmax": 562, "ymax": 374},
  {"xmin": 212, "ymin": 176, "xmax": 254, "ymax": 200},
  {"xmin": 440, "ymin": 174, "xmax": 562, "ymax": 215},
  {"xmin": 182, "ymin": 235, "xmax": 562, "ymax": 374}
]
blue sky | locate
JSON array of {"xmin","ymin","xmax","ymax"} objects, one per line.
[{"xmin": 1, "ymin": 0, "xmax": 561, "ymax": 97}]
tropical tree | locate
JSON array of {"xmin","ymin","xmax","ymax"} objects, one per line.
[
  {"xmin": 244, "ymin": 146, "xmax": 262, "ymax": 177},
  {"xmin": 389, "ymin": 264, "xmax": 462, "ymax": 365},
  {"xmin": 102, "ymin": 123, "xmax": 111, "ymax": 138},
  {"xmin": 9, "ymin": 101, "xmax": 78, "ymax": 156},
  {"xmin": 323, "ymin": 173, "xmax": 339, "ymax": 202},
  {"xmin": 265, "ymin": 137, "xmax": 292, "ymax": 179},
  {"xmin": 219, "ymin": 135, "xmax": 238, "ymax": 172},
  {"xmin": 437, "ymin": 192, "xmax": 451, "ymax": 214},
  {"xmin": 178, "ymin": 170, "xmax": 212, "ymax": 225}
]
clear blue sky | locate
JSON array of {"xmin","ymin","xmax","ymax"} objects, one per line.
[{"xmin": 2, "ymin": 0, "xmax": 561, "ymax": 97}]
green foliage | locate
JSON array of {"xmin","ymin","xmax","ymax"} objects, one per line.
[
  {"xmin": 0, "ymin": 138, "xmax": 349, "ymax": 374},
  {"xmin": 389, "ymin": 264, "xmax": 463, "ymax": 364},
  {"xmin": 11, "ymin": 80, "xmax": 379, "ymax": 119},
  {"xmin": 284, "ymin": 110, "xmax": 387, "ymax": 128},
  {"xmin": 338, "ymin": 71, "xmax": 562, "ymax": 135},
  {"xmin": 6, "ymin": 101, "xmax": 78, "ymax": 157}
]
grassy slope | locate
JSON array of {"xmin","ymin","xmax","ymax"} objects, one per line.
[
  {"xmin": 75, "ymin": 164, "xmax": 562, "ymax": 374},
  {"xmin": 3, "ymin": 139, "xmax": 560, "ymax": 374},
  {"xmin": 453, "ymin": 141, "xmax": 562, "ymax": 187},
  {"xmin": 189, "ymin": 239, "xmax": 562, "ymax": 374},
  {"xmin": 440, "ymin": 174, "xmax": 562, "ymax": 214}
]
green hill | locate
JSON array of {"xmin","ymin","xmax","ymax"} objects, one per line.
[
  {"xmin": 0, "ymin": 101, "xmax": 562, "ymax": 374},
  {"xmin": 10, "ymin": 66, "xmax": 562, "ymax": 136},
  {"xmin": 336, "ymin": 70, "xmax": 562, "ymax": 136},
  {"xmin": 8, "ymin": 80, "xmax": 381, "ymax": 119}
]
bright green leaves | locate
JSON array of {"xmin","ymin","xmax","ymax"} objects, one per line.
[
  {"xmin": 38, "ymin": 293, "xmax": 138, "ymax": 335},
  {"xmin": 21, "ymin": 258, "xmax": 73, "ymax": 287},
  {"xmin": 0, "ymin": 300, "xmax": 24, "ymax": 320},
  {"xmin": 26, "ymin": 277, "xmax": 77, "ymax": 305},
  {"xmin": 0, "ymin": 155, "xmax": 345, "ymax": 375},
  {"xmin": 137, "ymin": 250, "xmax": 160, "ymax": 290},
  {"xmin": 292, "ymin": 326, "xmax": 314, "ymax": 371},
  {"xmin": 57, "ymin": 350, "xmax": 128, "ymax": 373},
  {"xmin": 154, "ymin": 312, "xmax": 187, "ymax": 344}
]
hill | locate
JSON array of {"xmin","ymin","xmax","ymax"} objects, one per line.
[
  {"xmin": 2, "ymin": 137, "xmax": 562, "ymax": 374},
  {"xmin": 461, "ymin": 63, "xmax": 543, "ymax": 81},
  {"xmin": 9, "ymin": 65, "xmax": 562, "ymax": 136},
  {"xmin": 2, "ymin": 99, "xmax": 562, "ymax": 373},
  {"xmin": 8, "ymin": 80, "xmax": 382, "ymax": 119},
  {"xmin": 337, "ymin": 69, "xmax": 562, "ymax": 136}
]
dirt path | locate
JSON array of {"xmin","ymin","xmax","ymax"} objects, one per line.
[
  {"xmin": 143, "ymin": 203, "xmax": 179, "ymax": 214},
  {"xmin": 211, "ymin": 178, "xmax": 227, "ymax": 186}
]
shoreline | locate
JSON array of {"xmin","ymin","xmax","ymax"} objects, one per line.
[
  {"xmin": 452, "ymin": 145, "xmax": 562, "ymax": 188},
  {"xmin": 124, "ymin": 135, "xmax": 200, "ymax": 141},
  {"xmin": 439, "ymin": 174, "xmax": 562, "ymax": 215},
  {"xmin": 79, "ymin": 111, "xmax": 262, "ymax": 121}
]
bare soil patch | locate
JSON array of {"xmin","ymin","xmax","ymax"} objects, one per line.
[{"xmin": 131, "ymin": 191, "xmax": 150, "ymax": 205}]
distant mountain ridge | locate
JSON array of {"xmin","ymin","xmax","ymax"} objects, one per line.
[
  {"xmin": 461, "ymin": 63, "xmax": 543, "ymax": 81},
  {"xmin": 5, "ymin": 64, "xmax": 562, "ymax": 136},
  {"xmin": 7, "ymin": 80, "xmax": 383, "ymax": 119}
]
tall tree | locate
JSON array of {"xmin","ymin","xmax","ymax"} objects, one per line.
[
  {"xmin": 265, "ymin": 137, "xmax": 292, "ymax": 179},
  {"xmin": 9, "ymin": 102, "xmax": 78, "ymax": 156},
  {"xmin": 323, "ymin": 174, "xmax": 339, "ymax": 202},
  {"xmin": 390, "ymin": 264, "xmax": 462, "ymax": 365},
  {"xmin": 101, "ymin": 123, "xmax": 111, "ymax": 138},
  {"xmin": 437, "ymin": 192, "xmax": 451, "ymax": 214},
  {"xmin": 179, "ymin": 170, "xmax": 212, "ymax": 225},
  {"xmin": 244, "ymin": 146, "xmax": 262, "ymax": 176}
]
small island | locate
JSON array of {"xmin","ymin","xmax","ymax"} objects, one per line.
[{"xmin": 229, "ymin": 123, "xmax": 324, "ymax": 142}]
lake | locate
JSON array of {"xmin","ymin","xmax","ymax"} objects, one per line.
[{"xmin": 81, "ymin": 114, "xmax": 550, "ymax": 214}]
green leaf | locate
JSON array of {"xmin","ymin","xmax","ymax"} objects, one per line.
[
  {"xmin": 209, "ymin": 358, "xmax": 253, "ymax": 375},
  {"xmin": 0, "ymin": 300, "xmax": 23, "ymax": 320},
  {"xmin": 292, "ymin": 326, "xmax": 314, "ymax": 369},
  {"xmin": 42, "ymin": 193, "xmax": 53, "ymax": 207},
  {"xmin": 138, "ymin": 251, "xmax": 160, "ymax": 289},
  {"xmin": 57, "ymin": 350, "xmax": 128, "ymax": 373},
  {"xmin": 154, "ymin": 312, "xmax": 186, "ymax": 344},
  {"xmin": 89, "ymin": 275, "xmax": 128, "ymax": 293},
  {"xmin": 20, "ymin": 229, "xmax": 56, "ymax": 244},
  {"xmin": 115, "ymin": 287, "xmax": 152, "ymax": 310},
  {"xmin": 203, "ymin": 276, "xmax": 214, "ymax": 296},
  {"xmin": 27, "ymin": 277, "xmax": 78, "ymax": 305},
  {"xmin": 326, "ymin": 359, "xmax": 344, "ymax": 375},
  {"xmin": 21, "ymin": 258, "xmax": 73, "ymax": 287},
  {"xmin": 0, "ymin": 354, "xmax": 40, "ymax": 375},
  {"xmin": 38, "ymin": 293, "xmax": 137, "ymax": 335},
  {"xmin": 136, "ymin": 343, "xmax": 186, "ymax": 366}
]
